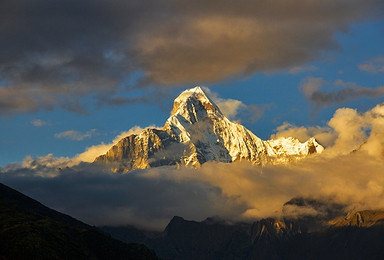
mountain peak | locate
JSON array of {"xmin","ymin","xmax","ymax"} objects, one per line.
[
  {"xmin": 171, "ymin": 86, "xmax": 222, "ymax": 116},
  {"xmin": 96, "ymin": 86, "xmax": 324, "ymax": 172},
  {"xmin": 185, "ymin": 86, "xmax": 205, "ymax": 94}
]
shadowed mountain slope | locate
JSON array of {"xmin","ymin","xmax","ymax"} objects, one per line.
[
  {"xmin": 0, "ymin": 183, "xmax": 158, "ymax": 260},
  {"xmin": 102, "ymin": 210, "xmax": 384, "ymax": 260}
]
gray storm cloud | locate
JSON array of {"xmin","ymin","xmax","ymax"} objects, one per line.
[{"xmin": 0, "ymin": 0, "xmax": 383, "ymax": 114}]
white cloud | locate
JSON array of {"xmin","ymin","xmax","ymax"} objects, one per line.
[
  {"xmin": 216, "ymin": 99, "xmax": 247, "ymax": 119},
  {"xmin": 202, "ymin": 86, "xmax": 269, "ymax": 121},
  {"xmin": 271, "ymin": 123, "xmax": 336, "ymax": 146},
  {"xmin": 273, "ymin": 103, "xmax": 384, "ymax": 157},
  {"xmin": 358, "ymin": 104, "xmax": 384, "ymax": 157},
  {"xmin": 7, "ymin": 125, "xmax": 162, "ymax": 169},
  {"xmin": 54, "ymin": 129, "xmax": 97, "ymax": 141},
  {"xmin": 324, "ymin": 107, "xmax": 368, "ymax": 156},
  {"xmin": 201, "ymin": 87, "xmax": 246, "ymax": 119},
  {"xmin": 31, "ymin": 119, "xmax": 47, "ymax": 127},
  {"xmin": 72, "ymin": 143, "xmax": 113, "ymax": 164},
  {"xmin": 72, "ymin": 125, "xmax": 159, "ymax": 163}
]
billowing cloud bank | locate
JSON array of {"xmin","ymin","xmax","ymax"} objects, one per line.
[
  {"xmin": 1, "ymin": 153, "xmax": 383, "ymax": 231},
  {"xmin": 273, "ymin": 103, "xmax": 384, "ymax": 158},
  {"xmin": 1, "ymin": 103, "xmax": 384, "ymax": 230},
  {"xmin": 1, "ymin": 0, "xmax": 383, "ymax": 114}
]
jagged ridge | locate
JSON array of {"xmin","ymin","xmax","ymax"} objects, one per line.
[{"xmin": 95, "ymin": 86, "xmax": 324, "ymax": 172}]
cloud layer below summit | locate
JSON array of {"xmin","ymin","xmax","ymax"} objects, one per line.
[
  {"xmin": 1, "ymin": 150, "xmax": 384, "ymax": 230},
  {"xmin": 1, "ymin": 102, "xmax": 384, "ymax": 230}
]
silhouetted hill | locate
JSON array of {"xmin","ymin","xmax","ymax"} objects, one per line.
[
  {"xmin": 103, "ymin": 214, "xmax": 384, "ymax": 260},
  {"xmin": 0, "ymin": 183, "xmax": 158, "ymax": 260}
]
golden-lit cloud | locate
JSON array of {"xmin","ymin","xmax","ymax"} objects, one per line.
[
  {"xmin": 184, "ymin": 154, "xmax": 384, "ymax": 220},
  {"xmin": 325, "ymin": 108, "xmax": 368, "ymax": 156},
  {"xmin": 2, "ymin": 150, "xmax": 384, "ymax": 230},
  {"xmin": 135, "ymin": 1, "xmax": 382, "ymax": 85},
  {"xmin": 271, "ymin": 123, "xmax": 336, "ymax": 146},
  {"xmin": 358, "ymin": 104, "xmax": 384, "ymax": 157},
  {"xmin": 273, "ymin": 103, "xmax": 384, "ymax": 157},
  {"xmin": 1, "ymin": 103, "xmax": 384, "ymax": 230},
  {"xmin": 73, "ymin": 125, "xmax": 159, "ymax": 163}
]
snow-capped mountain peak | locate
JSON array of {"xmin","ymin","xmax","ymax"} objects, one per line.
[
  {"xmin": 164, "ymin": 86, "xmax": 227, "ymax": 143},
  {"xmin": 172, "ymin": 86, "xmax": 222, "ymax": 116},
  {"xmin": 95, "ymin": 86, "xmax": 324, "ymax": 172},
  {"xmin": 168, "ymin": 86, "xmax": 224, "ymax": 127}
]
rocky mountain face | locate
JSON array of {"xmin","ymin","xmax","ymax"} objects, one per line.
[
  {"xmin": 95, "ymin": 86, "xmax": 324, "ymax": 172},
  {"xmin": 102, "ymin": 209, "xmax": 384, "ymax": 260},
  {"xmin": 329, "ymin": 210, "xmax": 384, "ymax": 228},
  {"xmin": 102, "ymin": 216, "xmax": 301, "ymax": 260}
]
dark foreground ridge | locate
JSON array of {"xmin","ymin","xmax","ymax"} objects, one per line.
[
  {"xmin": 0, "ymin": 183, "xmax": 158, "ymax": 260},
  {"xmin": 102, "ymin": 213, "xmax": 384, "ymax": 260}
]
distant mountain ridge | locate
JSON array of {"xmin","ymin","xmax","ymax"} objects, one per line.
[
  {"xmin": 95, "ymin": 87, "xmax": 323, "ymax": 172},
  {"xmin": 102, "ymin": 209, "xmax": 384, "ymax": 260}
]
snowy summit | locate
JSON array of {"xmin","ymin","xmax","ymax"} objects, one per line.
[{"xmin": 95, "ymin": 87, "xmax": 324, "ymax": 172}]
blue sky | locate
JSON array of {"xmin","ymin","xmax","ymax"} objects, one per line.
[{"xmin": 1, "ymin": 1, "xmax": 384, "ymax": 167}]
